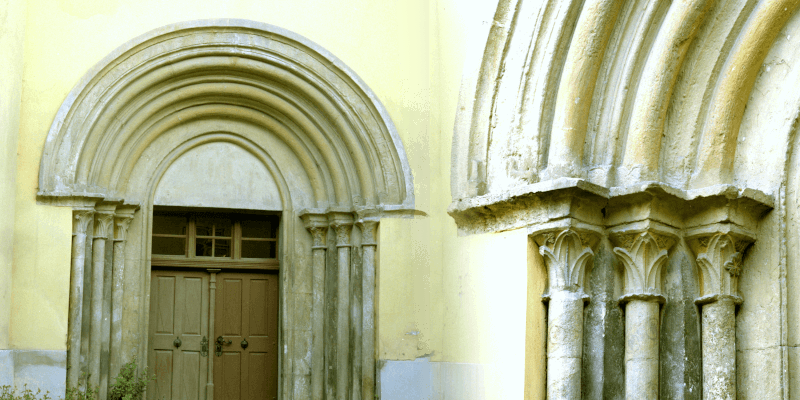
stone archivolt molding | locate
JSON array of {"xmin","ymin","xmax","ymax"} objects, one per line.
[
  {"xmin": 451, "ymin": 0, "xmax": 796, "ymax": 398},
  {"xmin": 452, "ymin": 0, "xmax": 800, "ymax": 200},
  {"xmin": 38, "ymin": 19, "xmax": 413, "ymax": 213},
  {"xmin": 40, "ymin": 20, "xmax": 415, "ymax": 400}
]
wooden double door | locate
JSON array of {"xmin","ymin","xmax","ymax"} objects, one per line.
[{"xmin": 148, "ymin": 269, "xmax": 279, "ymax": 400}]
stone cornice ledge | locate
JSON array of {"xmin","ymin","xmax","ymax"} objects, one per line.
[{"xmin": 448, "ymin": 179, "xmax": 773, "ymax": 235}]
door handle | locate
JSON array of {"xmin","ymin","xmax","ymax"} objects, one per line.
[
  {"xmin": 201, "ymin": 336, "xmax": 208, "ymax": 357},
  {"xmin": 241, "ymin": 338, "xmax": 248, "ymax": 349},
  {"xmin": 173, "ymin": 337, "xmax": 182, "ymax": 348},
  {"xmin": 215, "ymin": 335, "xmax": 232, "ymax": 356}
]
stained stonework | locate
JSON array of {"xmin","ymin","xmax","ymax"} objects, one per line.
[
  {"xmin": 449, "ymin": 0, "xmax": 796, "ymax": 398},
  {"xmin": 37, "ymin": 20, "xmax": 415, "ymax": 399}
]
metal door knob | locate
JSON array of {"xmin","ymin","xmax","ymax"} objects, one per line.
[
  {"xmin": 173, "ymin": 337, "xmax": 182, "ymax": 348},
  {"xmin": 241, "ymin": 338, "xmax": 248, "ymax": 349}
]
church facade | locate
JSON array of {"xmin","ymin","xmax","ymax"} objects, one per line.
[{"xmin": 1, "ymin": 0, "xmax": 800, "ymax": 399}]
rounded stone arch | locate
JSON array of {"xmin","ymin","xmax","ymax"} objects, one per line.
[{"xmin": 39, "ymin": 19, "xmax": 414, "ymax": 399}]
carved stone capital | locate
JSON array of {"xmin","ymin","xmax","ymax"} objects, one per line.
[
  {"xmin": 93, "ymin": 212, "xmax": 115, "ymax": 239},
  {"xmin": 686, "ymin": 224, "xmax": 754, "ymax": 302},
  {"xmin": 357, "ymin": 220, "xmax": 379, "ymax": 246},
  {"xmin": 113, "ymin": 215, "xmax": 134, "ymax": 242},
  {"xmin": 72, "ymin": 209, "xmax": 94, "ymax": 235},
  {"xmin": 531, "ymin": 220, "xmax": 602, "ymax": 295},
  {"xmin": 301, "ymin": 213, "xmax": 329, "ymax": 249},
  {"xmin": 329, "ymin": 213, "xmax": 354, "ymax": 247},
  {"xmin": 609, "ymin": 220, "xmax": 678, "ymax": 300}
]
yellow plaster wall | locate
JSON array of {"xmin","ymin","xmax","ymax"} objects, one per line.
[
  {"xmin": 13, "ymin": 0, "xmax": 430, "ymax": 350},
  {"xmin": 429, "ymin": 0, "xmax": 543, "ymax": 399},
  {"xmin": 0, "ymin": 0, "xmax": 26, "ymax": 350}
]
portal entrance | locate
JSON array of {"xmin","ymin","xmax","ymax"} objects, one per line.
[{"xmin": 147, "ymin": 210, "xmax": 280, "ymax": 400}]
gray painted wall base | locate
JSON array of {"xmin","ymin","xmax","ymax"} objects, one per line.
[
  {"xmin": 0, "ymin": 350, "xmax": 66, "ymax": 397},
  {"xmin": 378, "ymin": 357, "xmax": 485, "ymax": 400}
]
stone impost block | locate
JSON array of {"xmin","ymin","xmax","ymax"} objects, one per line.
[
  {"xmin": 605, "ymin": 185, "xmax": 685, "ymax": 229},
  {"xmin": 609, "ymin": 220, "xmax": 679, "ymax": 301},
  {"xmin": 448, "ymin": 178, "xmax": 608, "ymax": 235}
]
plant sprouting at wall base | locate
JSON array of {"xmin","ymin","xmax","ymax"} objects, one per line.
[{"xmin": 108, "ymin": 359, "xmax": 153, "ymax": 400}]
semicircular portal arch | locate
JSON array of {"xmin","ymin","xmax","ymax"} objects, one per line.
[{"xmin": 39, "ymin": 19, "xmax": 414, "ymax": 399}]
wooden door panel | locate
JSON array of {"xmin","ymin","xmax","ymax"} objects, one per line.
[
  {"xmin": 214, "ymin": 272, "xmax": 278, "ymax": 400},
  {"xmin": 154, "ymin": 276, "xmax": 176, "ymax": 334},
  {"xmin": 152, "ymin": 350, "xmax": 173, "ymax": 400},
  {"xmin": 148, "ymin": 270, "xmax": 209, "ymax": 400}
]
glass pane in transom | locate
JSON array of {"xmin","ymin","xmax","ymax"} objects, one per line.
[
  {"xmin": 196, "ymin": 238, "xmax": 213, "ymax": 257},
  {"xmin": 214, "ymin": 239, "xmax": 231, "ymax": 258},
  {"xmin": 241, "ymin": 215, "xmax": 279, "ymax": 238},
  {"xmin": 196, "ymin": 216, "xmax": 232, "ymax": 237},
  {"xmin": 152, "ymin": 237, "xmax": 186, "ymax": 256},
  {"xmin": 152, "ymin": 213, "xmax": 188, "ymax": 235},
  {"xmin": 241, "ymin": 240, "xmax": 276, "ymax": 259}
]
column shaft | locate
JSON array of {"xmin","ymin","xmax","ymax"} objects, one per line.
[
  {"xmin": 88, "ymin": 236, "xmax": 106, "ymax": 388},
  {"xmin": 361, "ymin": 241, "xmax": 377, "ymax": 400},
  {"xmin": 351, "ymin": 248, "xmax": 362, "ymax": 400},
  {"xmin": 546, "ymin": 290, "xmax": 584, "ymax": 399},
  {"xmin": 625, "ymin": 300, "xmax": 660, "ymax": 399},
  {"xmin": 337, "ymin": 244, "xmax": 351, "ymax": 400},
  {"xmin": 109, "ymin": 240, "xmax": 125, "ymax": 376},
  {"xmin": 68, "ymin": 210, "xmax": 92, "ymax": 387},
  {"xmin": 311, "ymin": 244, "xmax": 326, "ymax": 400},
  {"xmin": 702, "ymin": 298, "xmax": 736, "ymax": 400}
]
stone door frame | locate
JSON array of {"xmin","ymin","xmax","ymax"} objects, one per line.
[{"xmin": 38, "ymin": 19, "xmax": 415, "ymax": 399}]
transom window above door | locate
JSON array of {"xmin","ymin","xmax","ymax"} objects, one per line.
[{"xmin": 151, "ymin": 209, "xmax": 279, "ymax": 270}]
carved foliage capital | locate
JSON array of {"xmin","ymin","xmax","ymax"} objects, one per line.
[
  {"xmin": 332, "ymin": 223, "xmax": 353, "ymax": 247},
  {"xmin": 72, "ymin": 210, "xmax": 94, "ymax": 235},
  {"xmin": 114, "ymin": 215, "xmax": 134, "ymax": 241},
  {"xmin": 94, "ymin": 212, "xmax": 115, "ymax": 239},
  {"xmin": 358, "ymin": 220, "xmax": 379, "ymax": 246},
  {"xmin": 536, "ymin": 229, "xmax": 596, "ymax": 293},
  {"xmin": 611, "ymin": 230, "xmax": 676, "ymax": 297},
  {"xmin": 693, "ymin": 233, "xmax": 752, "ymax": 298},
  {"xmin": 329, "ymin": 212, "xmax": 354, "ymax": 247},
  {"xmin": 308, "ymin": 226, "xmax": 328, "ymax": 248}
]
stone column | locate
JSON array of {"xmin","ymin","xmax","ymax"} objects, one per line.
[
  {"xmin": 610, "ymin": 222, "xmax": 677, "ymax": 399},
  {"xmin": 68, "ymin": 209, "xmax": 93, "ymax": 387},
  {"xmin": 687, "ymin": 228, "xmax": 753, "ymax": 400},
  {"xmin": 109, "ymin": 209, "xmax": 134, "ymax": 378},
  {"xmin": 330, "ymin": 213, "xmax": 354, "ymax": 400},
  {"xmin": 531, "ymin": 224, "xmax": 600, "ymax": 399},
  {"xmin": 89, "ymin": 209, "xmax": 114, "ymax": 390},
  {"xmin": 302, "ymin": 214, "xmax": 329, "ymax": 400},
  {"xmin": 358, "ymin": 219, "xmax": 378, "ymax": 400}
]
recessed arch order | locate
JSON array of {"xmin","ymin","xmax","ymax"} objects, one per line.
[{"xmin": 38, "ymin": 19, "xmax": 415, "ymax": 400}]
